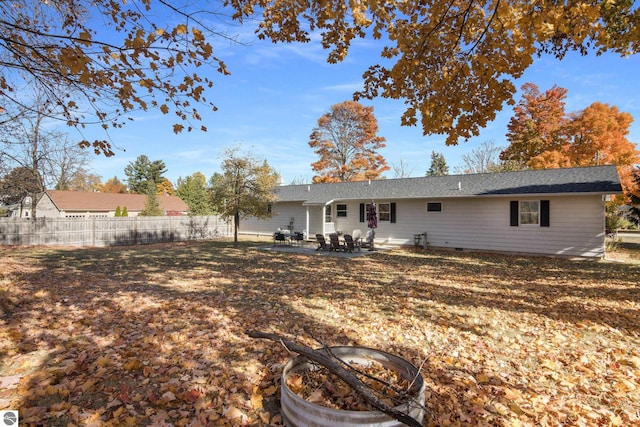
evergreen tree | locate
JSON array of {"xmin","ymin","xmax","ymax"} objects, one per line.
[
  {"xmin": 426, "ymin": 151, "xmax": 449, "ymax": 176},
  {"xmin": 122, "ymin": 206, "xmax": 129, "ymax": 217},
  {"xmin": 124, "ymin": 155, "xmax": 168, "ymax": 194},
  {"xmin": 114, "ymin": 206, "xmax": 122, "ymax": 217},
  {"xmin": 139, "ymin": 181, "xmax": 163, "ymax": 216}
]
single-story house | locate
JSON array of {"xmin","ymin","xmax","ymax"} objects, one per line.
[
  {"xmin": 241, "ymin": 165, "xmax": 622, "ymax": 258},
  {"xmin": 13, "ymin": 190, "xmax": 189, "ymax": 218}
]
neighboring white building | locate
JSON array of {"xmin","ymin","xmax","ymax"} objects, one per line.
[
  {"xmin": 241, "ymin": 165, "xmax": 622, "ymax": 258},
  {"xmin": 11, "ymin": 190, "xmax": 189, "ymax": 218}
]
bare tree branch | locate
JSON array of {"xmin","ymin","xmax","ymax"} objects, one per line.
[{"xmin": 246, "ymin": 330, "xmax": 423, "ymax": 427}]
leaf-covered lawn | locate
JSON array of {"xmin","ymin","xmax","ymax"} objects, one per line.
[{"xmin": 1, "ymin": 241, "xmax": 639, "ymax": 426}]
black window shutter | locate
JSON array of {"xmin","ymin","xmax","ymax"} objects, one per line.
[
  {"xmin": 390, "ymin": 202, "xmax": 396, "ymax": 223},
  {"xmin": 510, "ymin": 201, "xmax": 519, "ymax": 226},
  {"xmin": 359, "ymin": 203, "xmax": 365, "ymax": 222},
  {"xmin": 540, "ymin": 200, "xmax": 550, "ymax": 227}
]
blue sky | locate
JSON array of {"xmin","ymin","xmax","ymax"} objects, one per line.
[{"xmin": 88, "ymin": 24, "xmax": 640, "ymax": 186}]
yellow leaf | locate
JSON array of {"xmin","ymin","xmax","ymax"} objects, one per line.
[
  {"xmin": 124, "ymin": 359, "xmax": 141, "ymax": 371},
  {"xmin": 477, "ymin": 374, "xmax": 490, "ymax": 383},
  {"xmin": 250, "ymin": 391, "xmax": 263, "ymax": 410},
  {"xmin": 610, "ymin": 415, "xmax": 624, "ymax": 426},
  {"xmin": 262, "ymin": 385, "xmax": 278, "ymax": 396},
  {"xmin": 176, "ymin": 24, "xmax": 187, "ymax": 35}
]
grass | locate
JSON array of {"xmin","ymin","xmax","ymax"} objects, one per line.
[{"xmin": 1, "ymin": 240, "xmax": 639, "ymax": 426}]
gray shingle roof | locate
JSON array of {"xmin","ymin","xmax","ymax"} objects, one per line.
[{"xmin": 273, "ymin": 165, "xmax": 622, "ymax": 204}]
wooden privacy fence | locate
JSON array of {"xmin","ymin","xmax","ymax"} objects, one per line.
[{"xmin": 0, "ymin": 216, "xmax": 231, "ymax": 247}]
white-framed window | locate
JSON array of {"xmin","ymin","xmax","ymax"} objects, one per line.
[
  {"xmin": 368, "ymin": 202, "xmax": 390, "ymax": 222},
  {"xmin": 520, "ymin": 200, "xmax": 539, "ymax": 225},
  {"xmin": 336, "ymin": 204, "xmax": 347, "ymax": 217},
  {"xmin": 361, "ymin": 202, "xmax": 396, "ymax": 223},
  {"xmin": 325, "ymin": 205, "xmax": 332, "ymax": 222},
  {"xmin": 426, "ymin": 202, "xmax": 442, "ymax": 212},
  {"xmin": 379, "ymin": 203, "xmax": 391, "ymax": 221}
]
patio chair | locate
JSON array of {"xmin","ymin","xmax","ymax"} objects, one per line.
[
  {"xmin": 329, "ymin": 233, "xmax": 346, "ymax": 252},
  {"xmin": 343, "ymin": 234, "xmax": 356, "ymax": 253},
  {"xmin": 315, "ymin": 234, "xmax": 328, "ymax": 251},
  {"xmin": 360, "ymin": 230, "xmax": 375, "ymax": 250},
  {"xmin": 273, "ymin": 231, "xmax": 287, "ymax": 246},
  {"xmin": 290, "ymin": 231, "xmax": 304, "ymax": 246},
  {"xmin": 352, "ymin": 229, "xmax": 362, "ymax": 251}
]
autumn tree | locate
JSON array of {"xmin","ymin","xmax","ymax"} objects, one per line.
[
  {"xmin": 426, "ymin": 152, "xmax": 449, "ymax": 176},
  {"xmin": 176, "ymin": 172, "xmax": 213, "ymax": 215},
  {"xmin": 309, "ymin": 101, "xmax": 389, "ymax": 183},
  {"xmin": 502, "ymin": 84, "xmax": 640, "ymax": 202},
  {"xmin": 3, "ymin": 1, "xmax": 639, "ymax": 153},
  {"xmin": 65, "ymin": 172, "xmax": 102, "ymax": 192},
  {"xmin": 211, "ymin": 148, "xmax": 279, "ymax": 247},
  {"xmin": 246, "ymin": 0, "xmax": 639, "ymax": 146},
  {"xmin": 565, "ymin": 102, "xmax": 638, "ymax": 167},
  {"xmin": 124, "ymin": 155, "xmax": 168, "ymax": 194},
  {"xmin": 501, "ymin": 84, "xmax": 570, "ymax": 169},
  {"xmin": 101, "ymin": 176, "xmax": 128, "ymax": 194},
  {"xmin": 157, "ymin": 179, "xmax": 175, "ymax": 196},
  {"xmin": 1, "ymin": 0, "xmax": 234, "ymax": 155}
]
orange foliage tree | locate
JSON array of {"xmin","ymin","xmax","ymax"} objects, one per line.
[
  {"xmin": 101, "ymin": 176, "xmax": 128, "ymax": 194},
  {"xmin": 4, "ymin": 0, "xmax": 638, "ymax": 155},
  {"xmin": 501, "ymin": 83, "xmax": 570, "ymax": 169},
  {"xmin": 501, "ymin": 84, "xmax": 640, "ymax": 202},
  {"xmin": 309, "ymin": 101, "xmax": 389, "ymax": 183}
]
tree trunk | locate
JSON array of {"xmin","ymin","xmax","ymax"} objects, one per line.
[{"xmin": 234, "ymin": 210, "xmax": 239, "ymax": 247}]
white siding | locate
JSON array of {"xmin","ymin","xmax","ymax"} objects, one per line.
[
  {"xmin": 243, "ymin": 195, "xmax": 607, "ymax": 257},
  {"xmin": 240, "ymin": 202, "xmax": 310, "ymax": 236},
  {"xmin": 393, "ymin": 196, "xmax": 606, "ymax": 258}
]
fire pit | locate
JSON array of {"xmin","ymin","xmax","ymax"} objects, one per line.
[{"xmin": 280, "ymin": 346, "xmax": 425, "ymax": 427}]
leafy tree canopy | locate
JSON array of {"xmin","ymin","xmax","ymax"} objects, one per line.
[
  {"xmin": 309, "ymin": 100, "xmax": 388, "ymax": 183},
  {"xmin": 176, "ymin": 172, "xmax": 213, "ymax": 215},
  {"xmin": 3, "ymin": 0, "xmax": 637, "ymax": 152},
  {"xmin": 0, "ymin": 166, "xmax": 42, "ymax": 205},
  {"xmin": 1, "ymin": 0, "xmax": 229, "ymax": 155},
  {"xmin": 211, "ymin": 147, "xmax": 279, "ymax": 246},
  {"xmin": 501, "ymin": 83, "xmax": 639, "ymax": 199},
  {"xmin": 101, "ymin": 176, "xmax": 128, "ymax": 194},
  {"xmin": 248, "ymin": 0, "xmax": 639, "ymax": 145}
]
